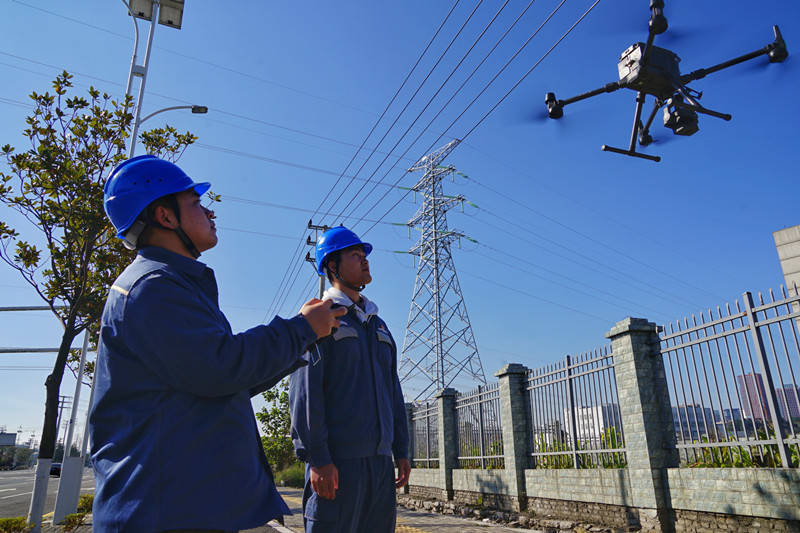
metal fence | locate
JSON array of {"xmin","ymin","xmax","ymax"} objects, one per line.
[
  {"xmin": 455, "ymin": 383, "xmax": 504, "ymax": 469},
  {"xmin": 411, "ymin": 401, "xmax": 439, "ymax": 468},
  {"xmin": 660, "ymin": 289, "xmax": 800, "ymax": 468},
  {"xmin": 526, "ymin": 346, "xmax": 626, "ymax": 469}
]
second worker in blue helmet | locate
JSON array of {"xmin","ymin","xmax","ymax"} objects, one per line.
[{"xmin": 289, "ymin": 226, "xmax": 411, "ymax": 533}]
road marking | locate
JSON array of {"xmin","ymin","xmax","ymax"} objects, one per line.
[
  {"xmin": 1, "ymin": 490, "xmax": 32, "ymax": 499},
  {"xmin": 0, "ymin": 488, "xmax": 16, "ymax": 492},
  {"xmin": 265, "ymin": 521, "xmax": 297, "ymax": 533}
]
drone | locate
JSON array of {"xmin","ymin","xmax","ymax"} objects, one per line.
[{"xmin": 544, "ymin": 0, "xmax": 788, "ymax": 162}]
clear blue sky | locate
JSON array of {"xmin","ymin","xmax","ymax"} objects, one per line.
[{"xmin": 1, "ymin": 0, "xmax": 799, "ymax": 442}]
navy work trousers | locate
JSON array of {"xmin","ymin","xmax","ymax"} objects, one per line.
[{"xmin": 302, "ymin": 455, "xmax": 396, "ymax": 533}]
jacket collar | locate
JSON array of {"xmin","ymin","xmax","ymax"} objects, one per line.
[
  {"xmin": 323, "ymin": 286, "xmax": 378, "ymax": 323},
  {"xmin": 137, "ymin": 246, "xmax": 209, "ymax": 278}
]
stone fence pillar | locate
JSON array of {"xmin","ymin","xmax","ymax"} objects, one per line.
[
  {"xmin": 495, "ymin": 363, "xmax": 531, "ymax": 511},
  {"xmin": 606, "ymin": 317, "xmax": 678, "ymax": 532},
  {"xmin": 403, "ymin": 402, "xmax": 414, "ymax": 494},
  {"xmin": 437, "ymin": 387, "xmax": 458, "ymax": 500}
]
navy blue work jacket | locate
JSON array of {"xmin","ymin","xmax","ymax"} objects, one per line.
[
  {"xmin": 89, "ymin": 246, "xmax": 316, "ymax": 532},
  {"xmin": 289, "ymin": 306, "xmax": 409, "ymax": 467}
]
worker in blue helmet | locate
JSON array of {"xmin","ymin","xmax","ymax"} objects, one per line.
[
  {"xmin": 90, "ymin": 155, "xmax": 346, "ymax": 531},
  {"xmin": 289, "ymin": 225, "xmax": 411, "ymax": 533}
]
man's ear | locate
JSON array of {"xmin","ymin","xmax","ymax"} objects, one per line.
[{"xmin": 152, "ymin": 204, "xmax": 178, "ymax": 229}]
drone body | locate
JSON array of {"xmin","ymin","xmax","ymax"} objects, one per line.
[{"xmin": 544, "ymin": 1, "xmax": 788, "ymax": 162}]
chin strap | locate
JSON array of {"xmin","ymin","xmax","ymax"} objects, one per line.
[
  {"xmin": 173, "ymin": 227, "xmax": 201, "ymax": 258},
  {"xmin": 328, "ymin": 260, "xmax": 365, "ymax": 293},
  {"xmin": 124, "ymin": 195, "xmax": 201, "ymax": 258},
  {"xmin": 334, "ymin": 270, "xmax": 365, "ymax": 293}
]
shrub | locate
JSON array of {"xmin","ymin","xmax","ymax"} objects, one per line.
[
  {"xmin": 0, "ymin": 518, "xmax": 33, "ymax": 533},
  {"xmin": 60, "ymin": 513, "xmax": 86, "ymax": 532},
  {"xmin": 77, "ymin": 493, "xmax": 94, "ymax": 514},
  {"xmin": 275, "ymin": 462, "xmax": 305, "ymax": 488}
]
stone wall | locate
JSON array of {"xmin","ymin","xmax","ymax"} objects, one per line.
[
  {"xmin": 404, "ymin": 317, "xmax": 800, "ymax": 532},
  {"xmin": 525, "ymin": 496, "xmax": 637, "ymax": 530},
  {"xmin": 524, "ymin": 468, "xmax": 632, "ymax": 507},
  {"xmin": 673, "ymin": 508, "xmax": 800, "ymax": 532},
  {"xmin": 666, "ymin": 468, "xmax": 800, "ymax": 521}
]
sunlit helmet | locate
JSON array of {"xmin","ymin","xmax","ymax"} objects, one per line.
[
  {"xmin": 103, "ymin": 155, "xmax": 210, "ymax": 247},
  {"xmin": 314, "ymin": 226, "xmax": 372, "ymax": 276}
]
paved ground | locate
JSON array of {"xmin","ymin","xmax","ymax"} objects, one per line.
[
  {"xmin": 4, "ymin": 478, "xmax": 531, "ymax": 532},
  {"xmin": 0, "ymin": 467, "xmax": 94, "ymax": 521},
  {"xmin": 254, "ymin": 487, "xmax": 531, "ymax": 533}
]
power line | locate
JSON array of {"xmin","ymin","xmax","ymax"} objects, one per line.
[
  {"xmin": 333, "ymin": 0, "xmax": 502, "ymax": 223},
  {"xmin": 10, "ymin": 0, "xmax": 374, "ymax": 115},
  {"xmin": 344, "ymin": 0, "xmax": 541, "ymax": 228},
  {"xmin": 468, "ymin": 205, "xmax": 705, "ymax": 308},
  {"xmin": 358, "ymin": 0, "xmax": 600, "ymax": 237},
  {"xmin": 270, "ymin": 0, "xmax": 577, "ymax": 305},
  {"xmin": 221, "ymin": 196, "xmax": 396, "ymax": 226},
  {"xmin": 468, "ymin": 242, "xmax": 672, "ymax": 319},
  {"xmin": 193, "ymin": 143, "xmax": 407, "ymax": 190},
  {"xmin": 462, "ymin": 0, "xmax": 602, "ymax": 141},
  {"xmin": 459, "ymin": 268, "xmax": 614, "ymax": 323},
  {"xmin": 264, "ymin": 1, "xmax": 468, "ymax": 319},
  {"xmin": 323, "ymin": 0, "xmax": 481, "ymax": 218},
  {"xmin": 463, "ymin": 175, "xmax": 726, "ymax": 301},
  {"xmin": 202, "ymin": 115, "xmax": 418, "ymax": 164},
  {"xmin": 0, "ymin": 53, "xmax": 404, "ymax": 163},
  {"xmin": 322, "ymin": 0, "xmax": 465, "ymax": 216}
]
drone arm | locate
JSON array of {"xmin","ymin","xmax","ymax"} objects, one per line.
[
  {"xmin": 680, "ymin": 25, "xmax": 788, "ymax": 85},
  {"xmin": 674, "ymin": 89, "xmax": 732, "ymax": 121},
  {"xmin": 561, "ymin": 81, "xmax": 621, "ymax": 106},
  {"xmin": 546, "ymin": 82, "xmax": 620, "ymax": 118}
]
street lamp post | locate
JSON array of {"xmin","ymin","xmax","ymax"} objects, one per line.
[{"xmin": 121, "ymin": 0, "xmax": 190, "ymax": 157}]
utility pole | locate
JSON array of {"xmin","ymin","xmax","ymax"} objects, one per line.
[
  {"xmin": 53, "ymin": 396, "xmax": 71, "ymax": 450},
  {"xmin": 305, "ymin": 220, "xmax": 331, "ymax": 299},
  {"xmin": 399, "ymin": 139, "xmax": 486, "ymax": 401}
]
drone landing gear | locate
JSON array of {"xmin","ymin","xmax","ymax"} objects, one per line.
[
  {"xmin": 601, "ymin": 91, "xmax": 662, "ymax": 162},
  {"xmin": 600, "ymin": 144, "xmax": 661, "ymax": 162}
]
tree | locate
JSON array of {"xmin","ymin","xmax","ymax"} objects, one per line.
[
  {"xmin": 0, "ymin": 446, "xmax": 34, "ymax": 470},
  {"xmin": 256, "ymin": 378, "xmax": 297, "ymax": 472},
  {"xmin": 0, "ymin": 71, "xmax": 196, "ymax": 529}
]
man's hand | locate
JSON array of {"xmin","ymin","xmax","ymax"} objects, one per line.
[
  {"xmin": 310, "ymin": 463, "xmax": 339, "ymax": 500},
  {"xmin": 300, "ymin": 299, "xmax": 347, "ymax": 339},
  {"xmin": 395, "ymin": 458, "xmax": 411, "ymax": 488}
]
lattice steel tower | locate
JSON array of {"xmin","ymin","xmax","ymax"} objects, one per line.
[{"xmin": 399, "ymin": 139, "xmax": 486, "ymax": 400}]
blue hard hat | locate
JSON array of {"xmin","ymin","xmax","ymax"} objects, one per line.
[
  {"xmin": 315, "ymin": 226, "xmax": 372, "ymax": 275},
  {"xmin": 103, "ymin": 155, "xmax": 211, "ymax": 238}
]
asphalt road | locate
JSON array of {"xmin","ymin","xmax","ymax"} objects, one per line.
[{"xmin": 0, "ymin": 467, "xmax": 95, "ymax": 520}]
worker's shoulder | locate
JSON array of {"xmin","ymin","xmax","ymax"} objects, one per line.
[{"xmin": 112, "ymin": 255, "xmax": 190, "ymax": 298}]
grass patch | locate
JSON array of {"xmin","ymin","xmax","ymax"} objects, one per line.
[
  {"xmin": 0, "ymin": 517, "xmax": 33, "ymax": 533},
  {"xmin": 275, "ymin": 462, "xmax": 305, "ymax": 488}
]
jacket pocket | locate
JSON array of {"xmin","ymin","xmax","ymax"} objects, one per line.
[{"xmin": 304, "ymin": 491, "xmax": 340, "ymax": 523}]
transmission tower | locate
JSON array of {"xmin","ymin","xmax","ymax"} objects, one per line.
[{"xmin": 399, "ymin": 139, "xmax": 486, "ymax": 401}]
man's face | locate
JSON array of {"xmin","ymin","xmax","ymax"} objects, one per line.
[
  {"xmin": 175, "ymin": 190, "xmax": 217, "ymax": 252},
  {"xmin": 333, "ymin": 245, "xmax": 371, "ymax": 287}
]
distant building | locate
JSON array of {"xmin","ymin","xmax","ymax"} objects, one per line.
[
  {"xmin": 736, "ymin": 373, "xmax": 772, "ymax": 421},
  {"xmin": 565, "ymin": 404, "xmax": 622, "ymax": 447},
  {"xmin": 778, "ymin": 384, "xmax": 800, "ymax": 420},
  {"xmin": 0, "ymin": 432, "xmax": 16, "ymax": 446},
  {"xmin": 773, "ymin": 225, "xmax": 800, "ymax": 298},
  {"xmin": 672, "ymin": 404, "xmax": 715, "ymax": 441}
]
